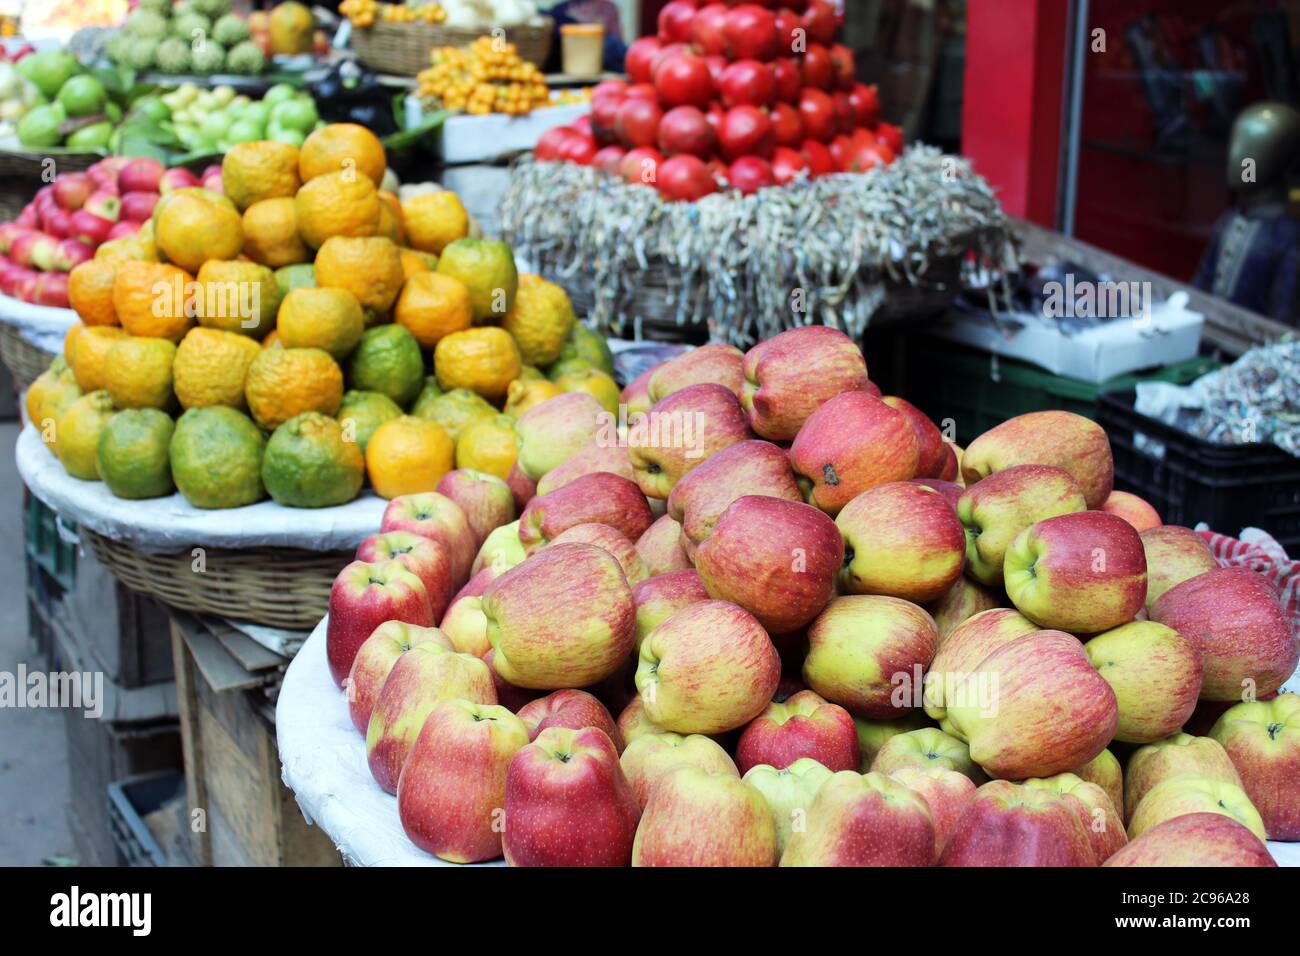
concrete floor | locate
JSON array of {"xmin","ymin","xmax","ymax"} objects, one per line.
[{"xmin": 0, "ymin": 418, "xmax": 75, "ymax": 865}]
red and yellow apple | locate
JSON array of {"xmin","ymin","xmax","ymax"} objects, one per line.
[
  {"xmin": 632, "ymin": 766, "xmax": 776, "ymax": 867},
  {"xmin": 326, "ymin": 559, "xmax": 434, "ymax": 687},
  {"xmin": 380, "ymin": 492, "xmax": 476, "ymax": 588},
  {"xmin": 518, "ymin": 471, "xmax": 653, "ymax": 553},
  {"xmin": 620, "ymin": 732, "xmax": 739, "ymax": 807},
  {"xmin": 961, "ymin": 410, "xmax": 1114, "ymax": 509},
  {"xmin": 1210, "ymin": 693, "xmax": 1300, "ymax": 841},
  {"xmin": 1139, "ymin": 524, "xmax": 1218, "ymax": 608},
  {"xmin": 780, "ymin": 770, "xmax": 936, "ymax": 867},
  {"xmin": 735, "ymin": 690, "xmax": 859, "ymax": 774},
  {"xmin": 1083, "ymin": 620, "xmax": 1202, "ymax": 743},
  {"xmin": 648, "ymin": 342, "xmax": 745, "ymax": 402},
  {"xmin": 741, "ymin": 325, "xmax": 870, "ymax": 440}
]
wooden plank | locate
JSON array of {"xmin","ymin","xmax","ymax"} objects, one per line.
[
  {"xmin": 169, "ymin": 620, "xmax": 212, "ymax": 867},
  {"xmin": 209, "ymin": 622, "xmax": 284, "ymax": 674},
  {"xmin": 1011, "ymin": 217, "xmax": 1292, "ymax": 357},
  {"xmin": 180, "ymin": 619, "xmax": 265, "ymax": 694}
]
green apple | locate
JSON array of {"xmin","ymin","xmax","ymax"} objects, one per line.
[
  {"xmin": 742, "ymin": 757, "xmax": 834, "ymax": 856},
  {"xmin": 1127, "ymin": 775, "xmax": 1266, "ymax": 841}
]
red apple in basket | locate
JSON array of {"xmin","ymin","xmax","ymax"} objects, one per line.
[
  {"xmin": 939, "ymin": 779, "xmax": 1097, "ymax": 867},
  {"xmin": 1103, "ymin": 813, "xmax": 1276, "ymax": 867},
  {"xmin": 397, "ymin": 700, "xmax": 530, "ymax": 863},
  {"xmin": 504, "ymin": 726, "xmax": 641, "ymax": 867},
  {"xmin": 647, "ymin": 343, "xmax": 745, "ymax": 402},
  {"xmin": 1101, "ymin": 490, "xmax": 1161, "ymax": 531},
  {"xmin": 345, "ymin": 621, "xmax": 452, "ymax": 734},
  {"xmin": 666, "ymin": 439, "xmax": 800, "ymax": 559},
  {"xmin": 803, "ymin": 595, "xmax": 938, "ymax": 719},
  {"xmin": 518, "ymin": 471, "xmax": 653, "ymax": 553},
  {"xmin": 435, "ymin": 468, "xmax": 516, "ymax": 548},
  {"xmin": 484, "ymin": 543, "xmax": 636, "ymax": 690},
  {"xmin": 1123, "ymin": 733, "xmax": 1243, "ymax": 822},
  {"xmin": 356, "ymin": 530, "xmax": 454, "ymax": 623},
  {"xmin": 1003, "ymin": 511, "xmax": 1147, "ymax": 634},
  {"xmin": 119, "ymin": 190, "xmax": 161, "ymax": 223},
  {"xmin": 1139, "ymin": 524, "xmax": 1218, "ymax": 609},
  {"xmin": 923, "ymin": 608, "xmax": 1039, "ymax": 722},
  {"xmin": 621, "ymin": 367, "xmax": 656, "ymax": 418},
  {"xmin": 627, "ymin": 383, "xmax": 753, "ymax": 499},
  {"xmin": 632, "ymin": 566, "xmax": 707, "ymax": 637},
  {"xmin": 618, "ymin": 696, "xmax": 670, "ymax": 746},
  {"xmin": 52, "ymin": 173, "xmax": 93, "ymax": 211},
  {"xmin": 789, "ymin": 391, "xmax": 920, "ymax": 515},
  {"xmin": 961, "ymin": 410, "xmax": 1114, "ymax": 509},
  {"xmin": 517, "ymin": 689, "xmax": 624, "ymax": 752},
  {"xmin": 635, "ymin": 600, "xmax": 781, "ymax": 735},
  {"xmin": 366, "ymin": 642, "xmax": 496, "ymax": 792},
  {"xmin": 837, "ymin": 482, "xmax": 966, "ymax": 604},
  {"xmin": 926, "ymin": 576, "xmax": 1004, "ymax": 644},
  {"xmin": 117, "ymin": 156, "xmax": 164, "ymax": 194},
  {"xmin": 380, "ymin": 492, "xmax": 476, "ymax": 589},
  {"xmin": 1024, "ymin": 773, "xmax": 1127, "ymax": 863},
  {"xmin": 621, "ymin": 732, "xmax": 739, "ymax": 808},
  {"xmin": 881, "ymin": 396, "xmax": 948, "ymax": 479},
  {"xmin": 534, "ymin": 440, "xmax": 634, "ymax": 496},
  {"xmin": 633, "ymin": 766, "xmax": 777, "ymax": 867},
  {"xmin": 780, "ymin": 770, "xmax": 936, "ymax": 867},
  {"xmin": 1150, "ymin": 566, "xmax": 1297, "ymax": 701},
  {"xmin": 956, "ymin": 464, "xmax": 1088, "ymax": 586},
  {"xmin": 1210, "ymin": 693, "xmax": 1300, "ymax": 841},
  {"xmin": 743, "ymin": 757, "xmax": 835, "ymax": 856},
  {"xmin": 635, "ymin": 514, "xmax": 692, "ymax": 575},
  {"xmin": 870, "ymin": 728, "xmax": 982, "ymax": 782},
  {"xmin": 889, "ymin": 766, "xmax": 977, "ymax": 860},
  {"xmin": 470, "ymin": 520, "xmax": 525, "ymax": 578},
  {"xmin": 505, "ymin": 460, "xmax": 536, "ymax": 511},
  {"xmin": 326, "ymin": 559, "xmax": 434, "ymax": 687},
  {"xmin": 735, "ymin": 689, "xmax": 859, "ymax": 775},
  {"xmin": 549, "ymin": 523, "xmax": 648, "ymax": 584},
  {"xmin": 514, "ymin": 391, "xmax": 606, "ymax": 481},
  {"xmin": 1083, "ymin": 620, "xmax": 1202, "ymax": 744}
]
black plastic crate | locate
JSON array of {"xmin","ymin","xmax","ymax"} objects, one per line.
[
  {"xmin": 1096, "ymin": 390, "xmax": 1300, "ymax": 550},
  {"xmin": 107, "ymin": 771, "xmax": 185, "ymax": 867}
]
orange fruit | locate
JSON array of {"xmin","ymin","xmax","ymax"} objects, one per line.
[
  {"xmin": 298, "ymin": 123, "xmax": 387, "ymax": 185},
  {"xmin": 67, "ymin": 259, "xmax": 120, "ymax": 326},
  {"xmin": 173, "ymin": 327, "xmax": 263, "ymax": 410},
  {"xmin": 503, "ymin": 377, "xmax": 563, "ymax": 418},
  {"xmin": 295, "ymin": 170, "xmax": 382, "ymax": 248},
  {"xmin": 64, "ymin": 323, "xmax": 82, "ymax": 366},
  {"xmin": 376, "ymin": 192, "xmax": 404, "ymax": 244},
  {"xmin": 277, "ymin": 287, "xmax": 365, "ymax": 360},
  {"xmin": 155, "ymin": 189, "xmax": 244, "ymax": 272},
  {"xmin": 433, "ymin": 327, "xmax": 521, "ymax": 401},
  {"xmin": 393, "ymin": 271, "xmax": 473, "ymax": 348},
  {"xmin": 194, "ymin": 259, "xmax": 281, "ymax": 339},
  {"xmin": 364, "ymin": 415, "xmax": 454, "ymax": 499},
  {"xmin": 112, "ymin": 261, "xmax": 195, "ymax": 341},
  {"xmin": 455, "ymin": 413, "xmax": 518, "ymax": 480},
  {"xmin": 399, "ymin": 248, "xmax": 435, "ymax": 281},
  {"xmin": 402, "ymin": 191, "xmax": 469, "ymax": 255},
  {"xmin": 222, "ymin": 141, "xmax": 302, "ymax": 211},
  {"xmin": 242, "ymin": 198, "xmax": 310, "ymax": 268},
  {"xmin": 244, "ymin": 346, "xmax": 344, "ymax": 431},
  {"xmin": 70, "ymin": 325, "xmax": 127, "ymax": 392},
  {"xmin": 105, "ymin": 336, "xmax": 176, "ymax": 410},
  {"xmin": 312, "ymin": 235, "xmax": 405, "ymax": 311}
]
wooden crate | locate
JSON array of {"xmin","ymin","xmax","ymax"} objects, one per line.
[{"xmin": 170, "ymin": 613, "xmax": 340, "ymax": 867}]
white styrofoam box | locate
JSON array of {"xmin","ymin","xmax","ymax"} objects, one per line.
[
  {"xmin": 930, "ymin": 292, "xmax": 1205, "ymax": 384},
  {"xmin": 405, "ymin": 96, "xmax": 591, "ymax": 164}
]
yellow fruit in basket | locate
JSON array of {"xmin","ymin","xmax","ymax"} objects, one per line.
[
  {"xmin": 56, "ymin": 390, "xmax": 117, "ymax": 481},
  {"xmin": 270, "ymin": 0, "xmax": 316, "ymax": 54},
  {"xmin": 67, "ymin": 259, "xmax": 120, "ymax": 327},
  {"xmin": 64, "ymin": 324, "xmax": 81, "ymax": 367},
  {"xmin": 154, "ymin": 190, "xmax": 244, "ymax": 273},
  {"xmin": 313, "ymin": 235, "xmax": 405, "ymax": 312},
  {"xmin": 105, "ymin": 337, "xmax": 176, "ymax": 410},
  {"xmin": 434, "ymin": 327, "xmax": 521, "ymax": 401},
  {"xmin": 295, "ymin": 170, "xmax": 382, "ymax": 249},
  {"xmin": 503, "ymin": 377, "xmax": 563, "ymax": 418},
  {"xmin": 277, "ymin": 287, "xmax": 365, "ymax": 360},
  {"xmin": 365, "ymin": 415, "xmax": 455, "ymax": 499},
  {"xmin": 298, "ymin": 123, "xmax": 387, "ymax": 185},
  {"xmin": 399, "ymin": 248, "xmax": 435, "ymax": 281},
  {"xmin": 455, "ymin": 413, "xmax": 518, "ymax": 480},
  {"xmin": 95, "ymin": 226, "xmax": 158, "ymax": 264},
  {"xmin": 244, "ymin": 346, "xmax": 344, "ymax": 431},
  {"xmin": 173, "ymin": 327, "xmax": 263, "ymax": 411},
  {"xmin": 412, "ymin": 387, "xmax": 495, "ymax": 441},
  {"xmin": 195, "ymin": 259, "xmax": 282, "ymax": 339},
  {"xmin": 402, "ymin": 191, "xmax": 469, "ymax": 256},
  {"xmin": 26, "ymin": 359, "xmax": 82, "ymax": 439},
  {"xmin": 222, "ymin": 141, "xmax": 302, "ymax": 211},
  {"xmin": 112, "ymin": 261, "xmax": 195, "ymax": 342},
  {"xmin": 242, "ymin": 197, "xmax": 310, "ymax": 268},
  {"xmin": 262, "ymin": 330, "xmax": 283, "ymax": 348},
  {"xmin": 435, "ymin": 238, "xmax": 518, "ymax": 325},
  {"xmin": 501, "ymin": 273, "xmax": 576, "ymax": 368},
  {"xmin": 377, "ymin": 191, "xmax": 405, "ymax": 244},
  {"xmin": 393, "ymin": 271, "xmax": 472, "ymax": 349},
  {"xmin": 554, "ymin": 367, "xmax": 621, "ymax": 415},
  {"xmin": 71, "ymin": 325, "xmax": 127, "ymax": 392}
]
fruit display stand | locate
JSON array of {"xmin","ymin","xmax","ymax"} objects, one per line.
[
  {"xmin": 0, "ymin": 291, "xmax": 75, "ymax": 390},
  {"xmin": 350, "ymin": 17, "xmax": 554, "ymax": 76},
  {"xmin": 15, "ymin": 424, "xmax": 385, "ymax": 631},
  {"xmin": 498, "ymin": 147, "xmax": 1014, "ymax": 345}
]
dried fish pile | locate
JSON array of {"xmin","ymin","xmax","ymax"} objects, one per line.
[
  {"xmin": 1183, "ymin": 340, "xmax": 1300, "ymax": 456},
  {"xmin": 497, "ymin": 146, "xmax": 1018, "ymax": 346}
]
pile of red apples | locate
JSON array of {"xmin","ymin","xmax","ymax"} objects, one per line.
[
  {"xmin": 324, "ymin": 325, "xmax": 1299, "ymax": 867},
  {"xmin": 535, "ymin": 0, "xmax": 900, "ymax": 200},
  {"xmin": 0, "ymin": 156, "xmax": 220, "ymax": 308}
]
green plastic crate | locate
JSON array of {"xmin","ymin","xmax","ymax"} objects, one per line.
[
  {"xmin": 905, "ymin": 339, "xmax": 1220, "ymax": 447},
  {"xmin": 24, "ymin": 490, "xmax": 77, "ymax": 590}
]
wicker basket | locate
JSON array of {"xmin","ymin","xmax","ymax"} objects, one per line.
[
  {"xmin": 351, "ymin": 16, "xmax": 554, "ymax": 75},
  {"xmin": 82, "ymin": 529, "xmax": 351, "ymax": 631},
  {"xmin": 0, "ymin": 322, "xmax": 55, "ymax": 392}
]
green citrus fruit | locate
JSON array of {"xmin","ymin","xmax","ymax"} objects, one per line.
[
  {"xmin": 261, "ymin": 412, "xmax": 364, "ymax": 508},
  {"xmin": 336, "ymin": 389, "xmax": 401, "ymax": 454},
  {"xmin": 346, "ymin": 324, "xmax": 425, "ymax": 407},
  {"xmin": 97, "ymin": 408, "xmax": 175, "ymax": 499},
  {"xmin": 552, "ymin": 321, "xmax": 615, "ymax": 378},
  {"xmin": 170, "ymin": 406, "xmax": 266, "ymax": 509},
  {"xmin": 434, "ymin": 238, "xmax": 518, "ymax": 325}
]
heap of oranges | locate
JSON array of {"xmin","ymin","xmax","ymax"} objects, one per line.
[
  {"xmin": 30, "ymin": 122, "xmax": 616, "ymax": 512},
  {"xmin": 417, "ymin": 37, "xmax": 550, "ymax": 115},
  {"xmin": 340, "ymin": 0, "xmax": 446, "ymax": 28}
]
